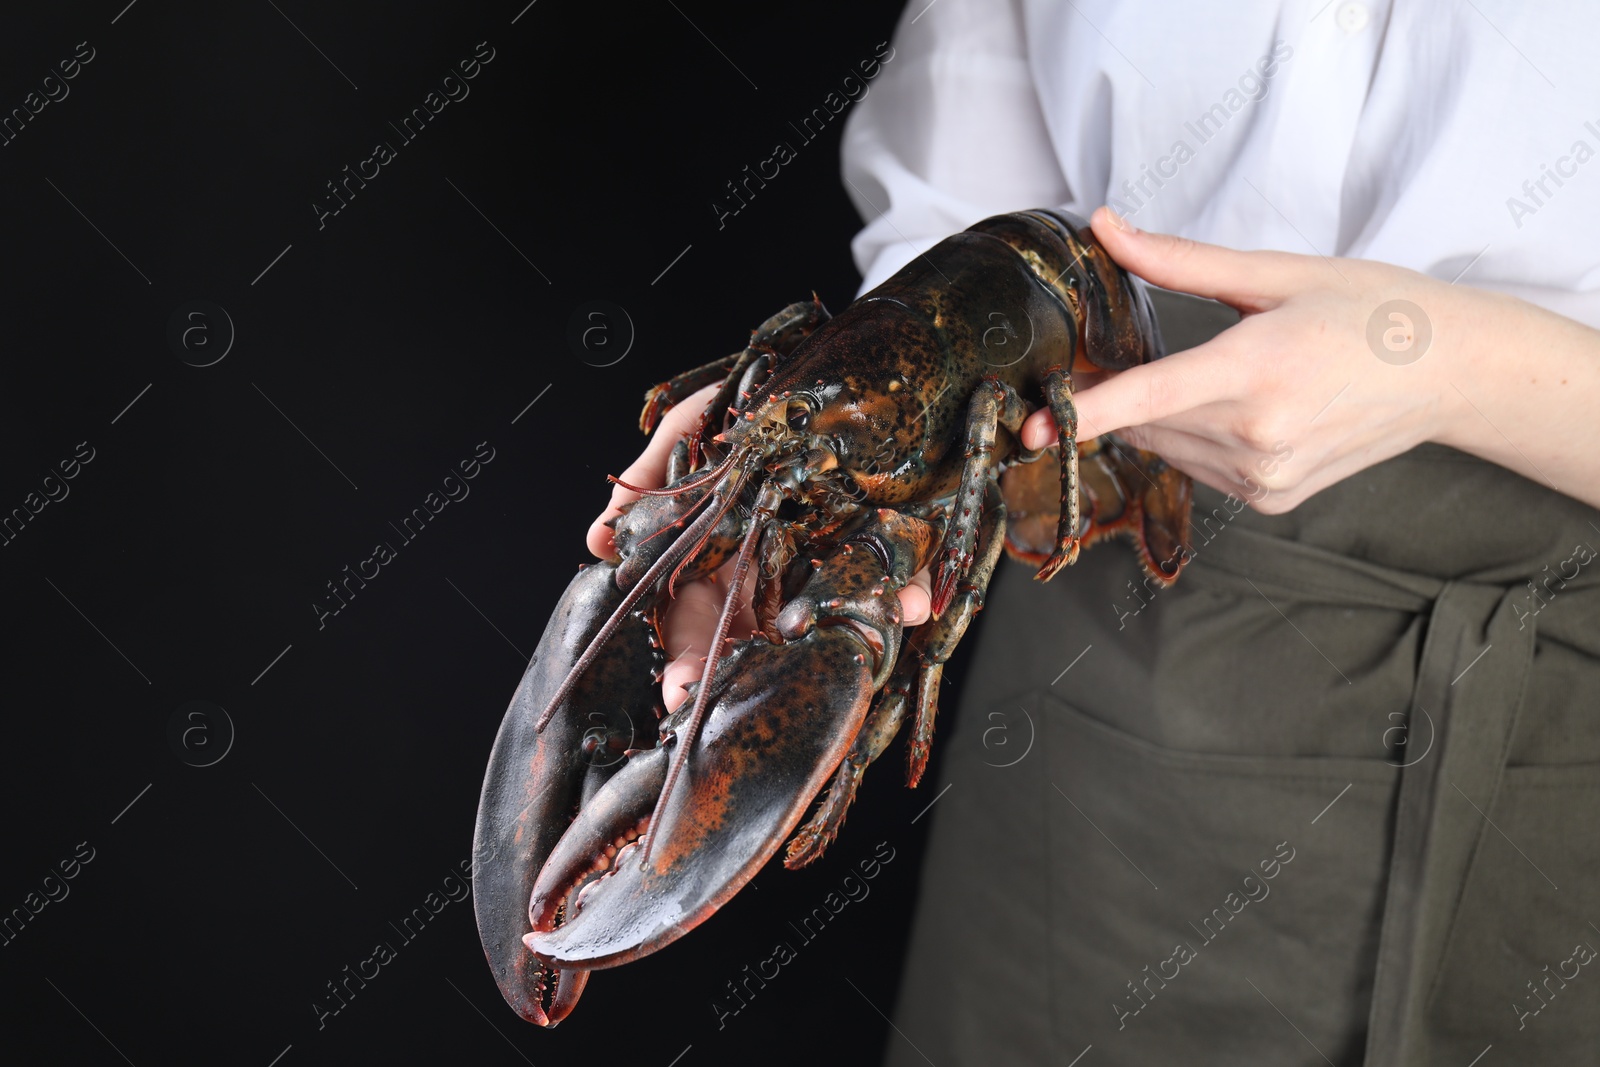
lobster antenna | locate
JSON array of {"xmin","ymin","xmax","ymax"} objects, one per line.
[
  {"xmin": 639, "ymin": 481, "xmax": 780, "ymax": 869},
  {"xmin": 534, "ymin": 468, "xmax": 746, "ymax": 733},
  {"xmin": 608, "ymin": 452, "xmax": 733, "ymax": 497}
]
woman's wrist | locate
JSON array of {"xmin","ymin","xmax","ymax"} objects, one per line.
[{"xmin": 1421, "ymin": 279, "xmax": 1497, "ymax": 453}]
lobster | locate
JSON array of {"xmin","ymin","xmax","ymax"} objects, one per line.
[{"xmin": 472, "ymin": 209, "xmax": 1193, "ymax": 1026}]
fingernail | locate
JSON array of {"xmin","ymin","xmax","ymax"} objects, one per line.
[{"xmin": 1105, "ymin": 206, "xmax": 1138, "ymax": 235}]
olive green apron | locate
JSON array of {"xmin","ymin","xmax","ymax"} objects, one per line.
[{"xmin": 886, "ymin": 292, "xmax": 1600, "ymax": 1066}]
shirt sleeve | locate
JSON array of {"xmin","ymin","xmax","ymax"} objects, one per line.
[{"xmin": 841, "ymin": 0, "xmax": 1070, "ymax": 294}]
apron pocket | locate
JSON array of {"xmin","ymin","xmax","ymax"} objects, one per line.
[
  {"xmin": 1423, "ymin": 761, "xmax": 1600, "ymax": 1060},
  {"xmin": 1027, "ymin": 687, "xmax": 1400, "ymax": 1065}
]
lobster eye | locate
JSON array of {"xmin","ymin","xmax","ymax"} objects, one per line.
[{"xmin": 786, "ymin": 399, "xmax": 812, "ymax": 431}]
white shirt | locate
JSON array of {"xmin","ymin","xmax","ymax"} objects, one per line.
[{"xmin": 843, "ymin": 0, "xmax": 1600, "ymax": 327}]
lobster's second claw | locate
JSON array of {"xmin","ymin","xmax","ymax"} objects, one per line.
[
  {"xmin": 471, "ymin": 560, "xmax": 660, "ymax": 1027},
  {"xmin": 523, "ymin": 631, "xmax": 876, "ymax": 969}
]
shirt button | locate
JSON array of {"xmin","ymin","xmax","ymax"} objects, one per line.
[{"xmin": 1336, "ymin": 2, "xmax": 1370, "ymax": 32}]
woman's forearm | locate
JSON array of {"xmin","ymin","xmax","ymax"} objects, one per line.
[{"xmin": 1436, "ymin": 287, "xmax": 1600, "ymax": 511}]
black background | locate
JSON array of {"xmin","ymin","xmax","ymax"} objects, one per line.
[{"xmin": 0, "ymin": 2, "xmax": 960, "ymax": 1064}]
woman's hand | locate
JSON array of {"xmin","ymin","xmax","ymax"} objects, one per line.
[
  {"xmin": 1021, "ymin": 206, "xmax": 1600, "ymax": 512},
  {"xmin": 589, "ymin": 384, "xmax": 932, "ymax": 711},
  {"xmin": 592, "ymin": 204, "xmax": 1600, "ymax": 710}
]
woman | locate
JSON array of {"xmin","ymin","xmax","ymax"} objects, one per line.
[{"xmin": 593, "ymin": 1, "xmax": 1600, "ymax": 1061}]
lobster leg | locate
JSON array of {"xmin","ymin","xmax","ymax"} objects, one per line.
[
  {"xmin": 753, "ymin": 519, "xmax": 798, "ymax": 642},
  {"xmin": 640, "ymin": 351, "xmax": 743, "ymax": 435},
  {"xmin": 690, "ymin": 299, "xmax": 831, "ymax": 463},
  {"xmin": 754, "ymin": 295, "xmax": 830, "ymax": 358},
  {"xmin": 930, "ymin": 378, "xmax": 1027, "ymax": 617},
  {"xmin": 785, "ymin": 483, "xmax": 1007, "ymax": 869},
  {"xmin": 1035, "ymin": 366, "xmax": 1082, "ymax": 581},
  {"xmin": 728, "ymin": 353, "xmax": 772, "ymax": 421},
  {"xmin": 905, "ymin": 479, "xmax": 1007, "ymax": 787},
  {"xmin": 638, "ymin": 298, "xmax": 829, "ymax": 437},
  {"xmin": 664, "ymin": 438, "xmax": 690, "ymax": 485},
  {"xmin": 784, "ymin": 669, "xmax": 910, "ymax": 869}
]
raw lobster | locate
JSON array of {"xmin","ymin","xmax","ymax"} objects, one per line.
[{"xmin": 472, "ymin": 209, "xmax": 1193, "ymax": 1025}]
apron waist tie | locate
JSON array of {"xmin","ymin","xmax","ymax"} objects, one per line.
[{"xmin": 1195, "ymin": 526, "xmax": 1539, "ymax": 1064}]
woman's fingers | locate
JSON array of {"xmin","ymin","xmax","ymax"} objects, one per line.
[
  {"xmin": 900, "ymin": 567, "xmax": 932, "ymax": 627},
  {"xmin": 1088, "ymin": 205, "xmax": 1302, "ymax": 312},
  {"xmin": 661, "ymin": 652, "xmax": 706, "ymax": 713},
  {"xmin": 659, "ymin": 559, "xmax": 932, "ymax": 709},
  {"xmin": 1017, "ymin": 206, "xmax": 1323, "ymax": 452},
  {"xmin": 1020, "ymin": 406, "xmax": 1058, "ymax": 451},
  {"xmin": 659, "ymin": 585, "xmax": 724, "ymax": 712},
  {"xmin": 658, "ymin": 558, "xmax": 759, "ymax": 711},
  {"xmin": 586, "ymin": 383, "xmax": 721, "ymax": 558},
  {"xmin": 1021, "ymin": 335, "xmax": 1244, "ymax": 450}
]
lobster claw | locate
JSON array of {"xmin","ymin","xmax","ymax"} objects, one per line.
[
  {"xmin": 523, "ymin": 510, "xmax": 936, "ymax": 969},
  {"xmin": 471, "ymin": 561, "xmax": 661, "ymax": 1026},
  {"xmin": 523, "ymin": 633, "xmax": 875, "ymax": 967}
]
